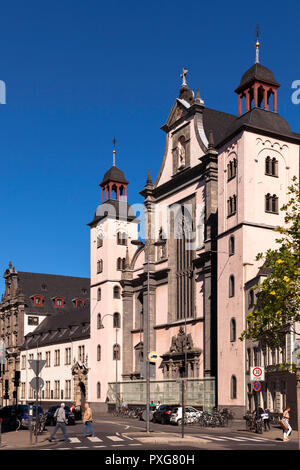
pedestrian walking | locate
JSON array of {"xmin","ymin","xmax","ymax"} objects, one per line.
[
  {"xmin": 281, "ymin": 407, "xmax": 292, "ymax": 442},
  {"xmin": 48, "ymin": 403, "xmax": 70, "ymax": 442},
  {"xmin": 262, "ymin": 407, "xmax": 271, "ymax": 431},
  {"xmin": 83, "ymin": 403, "xmax": 95, "ymax": 438}
]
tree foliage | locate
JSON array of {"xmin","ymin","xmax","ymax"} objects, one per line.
[{"xmin": 240, "ymin": 176, "xmax": 300, "ymax": 350}]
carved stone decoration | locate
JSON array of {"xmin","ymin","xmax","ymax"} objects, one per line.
[
  {"xmin": 161, "ymin": 327, "xmax": 202, "ymax": 379},
  {"xmin": 72, "ymin": 360, "xmax": 89, "ymax": 409},
  {"xmin": 177, "ymin": 136, "xmax": 186, "ymax": 170}
]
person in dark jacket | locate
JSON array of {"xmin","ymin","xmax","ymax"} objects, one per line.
[{"xmin": 48, "ymin": 403, "xmax": 70, "ymax": 443}]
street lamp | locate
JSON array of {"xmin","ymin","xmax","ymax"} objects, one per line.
[
  {"xmin": 99, "ymin": 314, "xmax": 119, "ymax": 412},
  {"xmin": 131, "ymin": 238, "xmax": 165, "ymax": 433}
]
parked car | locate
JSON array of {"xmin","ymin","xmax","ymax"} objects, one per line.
[
  {"xmin": 45, "ymin": 405, "xmax": 75, "ymax": 426},
  {"xmin": 152, "ymin": 405, "xmax": 176, "ymax": 424},
  {"xmin": 170, "ymin": 406, "xmax": 202, "ymax": 425},
  {"xmin": 0, "ymin": 404, "xmax": 44, "ymax": 431}
]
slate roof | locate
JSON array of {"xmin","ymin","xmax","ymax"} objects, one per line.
[
  {"xmin": 87, "ymin": 199, "xmax": 138, "ymax": 227},
  {"xmin": 101, "ymin": 166, "xmax": 129, "ymax": 185},
  {"xmin": 18, "ymin": 272, "xmax": 90, "ymax": 350},
  {"xmin": 17, "ymin": 271, "xmax": 90, "ymax": 316},
  {"xmin": 202, "ymin": 107, "xmax": 300, "ymax": 148},
  {"xmin": 238, "ymin": 63, "xmax": 279, "ymax": 88}
]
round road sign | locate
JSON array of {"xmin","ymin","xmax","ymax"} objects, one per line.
[
  {"xmin": 253, "ymin": 381, "xmax": 261, "ymax": 392},
  {"xmin": 252, "ymin": 367, "xmax": 263, "ymax": 378}
]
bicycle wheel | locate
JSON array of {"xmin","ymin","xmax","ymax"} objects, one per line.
[{"xmin": 16, "ymin": 418, "xmax": 21, "ymax": 431}]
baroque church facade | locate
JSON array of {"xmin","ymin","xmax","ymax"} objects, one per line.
[
  {"xmin": 88, "ymin": 52, "xmax": 300, "ymax": 418},
  {"xmin": 1, "ymin": 46, "xmax": 299, "ymax": 420}
]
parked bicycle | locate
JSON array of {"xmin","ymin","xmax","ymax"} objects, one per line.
[{"xmin": 245, "ymin": 414, "xmax": 263, "ymax": 434}]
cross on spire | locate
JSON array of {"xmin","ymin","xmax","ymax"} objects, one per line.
[{"xmin": 180, "ymin": 67, "xmax": 188, "ymax": 87}]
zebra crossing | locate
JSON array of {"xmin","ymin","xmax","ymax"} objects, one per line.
[
  {"xmin": 44, "ymin": 434, "xmax": 143, "ymax": 450},
  {"xmin": 194, "ymin": 433, "xmax": 276, "ymax": 446}
]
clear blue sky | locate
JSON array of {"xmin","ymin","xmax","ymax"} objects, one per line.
[{"xmin": 0, "ymin": 0, "xmax": 299, "ymax": 294}]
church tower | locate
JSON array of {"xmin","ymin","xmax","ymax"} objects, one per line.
[
  {"xmin": 217, "ymin": 41, "xmax": 300, "ymax": 416},
  {"xmin": 88, "ymin": 147, "xmax": 139, "ymax": 411}
]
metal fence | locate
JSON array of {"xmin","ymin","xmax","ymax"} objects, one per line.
[{"xmin": 107, "ymin": 377, "xmax": 215, "ymax": 410}]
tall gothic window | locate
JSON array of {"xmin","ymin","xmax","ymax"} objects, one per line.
[
  {"xmin": 265, "ymin": 194, "xmax": 278, "ymax": 214},
  {"xmin": 231, "ymin": 375, "xmax": 237, "ymax": 399},
  {"xmin": 265, "ymin": 156, "xmax": 278, "ymax": 177},
  {"xmin": 175, "ymin": 205, "xmax": 194, "ymax": 320},
  {"xmin": 229, "ymin": 236, "xmax": 235, "ymax": 256},
  {"xmin": 230, "ymin": 318, "xmax": 236, "ymax": 342},
  {"xmin": 229, "ymin": 275, "xmax": 235, "ymax": 298}
]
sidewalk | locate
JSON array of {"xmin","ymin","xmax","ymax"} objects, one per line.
[{"xmin": 0, "ymin": 429, "xmax": 51, "ymax": 450}]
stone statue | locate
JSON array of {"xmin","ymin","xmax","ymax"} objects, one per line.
[{"xmin": 177, "ymin": 138, "xmax": 186, "ymax": 169}]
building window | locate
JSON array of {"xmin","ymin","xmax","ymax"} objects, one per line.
[
  {"xmin": 97, "ymin": 313, "xmax": 102, "ymax": 329},
  {"xmin": 117, "ymin": 257, "xmax": 126, "ymax": 271},
  {"xmin": 29, "ymin": 353, "xmax": 34, "ymax": 361},
  {"xmin": 230, "ymin": 318, "xmax": 236, "ymax": 342},
  {"xmin": 97, "ymin": 288, "xmax": 101, "ymax": 301},
  {"xmin": 229, "ymin": 236, "xmax": 235, "ymax": 256},
  {"xmin": 113, "ymin": 312, "xmax": 121, "ymax": 328},
  {"xmin": 97, "ymin": 345, "xmax": 101, "ymax": 361},
  {"xmin": 65, "ymin": 380, "xmax": 71, "ymax": 400},
  {"xmin": 37, "ymin": 352, "xmax": 42, "ymax": 361},
  {"xmin": 46, "ymin": 351, "xmax": 51, "ymax": 367},
  {"xmin": 78, "ymin": 345, "xmax": 85, "ymax": 363},
  {"xmin": 117, "ymin": 232, "xmax": 127, "ymax": 246},
  {"xmin": 45, "ymin": 381, "xmax": 50, "ymax": 399},
  {"xmin": 28, "ymin": 316, "xmax": 39, "ymax": 326},
  {"xmin": 248, "ymin": 290, "xmax": 255, "ymax": 308},
  {"xmin": 113, "ymin": 344, "xmax": 120, "ymax": 361},
  {"xmin": 74, "ymin": 298, "xmax": 85, "ymax": 308},
  {"xmin": 33, "ymin": 295, "xmax": 43, "ymax": 307},
  {"xmin": 54, "ymin": 349, "xmax": 60, "ymax": 366},
  {"xmin": 21, "ymin": 382, "xmax": 25, "ymax": 399},
  {"xmin": 54, "ymin": 380, "xmax": 60, "ymax": 399},
  {"xmin": 97, "ymin": 236, "xmax": 103, "ymax": 248},
  {"xmin": 97, "ymin": 260, "xmax": 103, "ymax": 274},
  {"xmin": 227, "ymin": 195, "xmax": 237, "ymax": 217},
  {"xmin": 65, "ymin": 347, "xmax": 71, "ymax": 365},
  {"xmin": 231, "ymin": 375, "xmax": 237, "ymax": 399},
  {"xmin": 265, "ymin": 194, "xmax": 278, "ymax": 214},
  {"xmin": 97, "ymin": 382, "xmax": 101, "ymax": 399},
  {"xmin": 55, "ymin": 297, "xmax": 64, "ymax": 308},
  {"xmin": 229, "ymin": 275, "xmax": 235, "ymax": 298},
  {"xmin": 254, "ymin": 347, "xmax": 261, "ymax": 367},
  {"xmin": 227, "ymin": 158, "xmax": 237, "ymax": 181},
  {"xmin": 113, "ymin": 285, "xmax": 121, "ymax": 299},
  {"xmin": 246, "ymin": 349, "xmax": 251, "ymax": 372},
  {"xmin": 21, "ymin": 355, "xmax": 26, "ymax": 370},
  {"xmin": 265, "ymin": 156, "xmax": 278, "ymax": 177},
  {"xmin": 176, "ymin": 205, "xmax": 194, "ymax": 320}
]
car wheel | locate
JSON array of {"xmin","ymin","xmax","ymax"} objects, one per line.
[{"xmin": 177, "ymin": 419, "xmax": 182, "ymax": 426}]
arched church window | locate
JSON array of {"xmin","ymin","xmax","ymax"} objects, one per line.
[
  {"xmin": 97, "ymin": 288, "xmax": 101, "ymax": 301},
  {"xmin": 113, "ymin": 285, "xmax": 121, "ymax": 299},
  {"xmin": 97, "ymin": 382, "xmax": 101, "ymax": 399},
  {"xmin": 113, "ymin": 344, "xmax": 120, "ymax": 361},
  {"xmin": 113, "ymin": 312, "xmax": 120, "ymax": 328},
  {"xmin": 229, "ymin": 275, "xmax": 235, "ymax": 298},
  {"xmin": 97, "ymin": 345, "xmax": 101, "ymax": 361},
  {"xmin": 229, "ymin": 236, "xmax": 235, "ymax": 256},
  {"xmin": 231, "ymin": 375, "xmax": 237, "ymax": 399},
  {"xmin": 230, "ymin": 318, "xmax": 236, "ymax": 342},
  {"xmin": 97, "ymin": 313, "xmax": 102, "ymax": 329}
]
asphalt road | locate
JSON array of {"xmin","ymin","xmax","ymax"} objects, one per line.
[{"xmin": 28, "ymin": 416, "xmax": 297, "ymax": 451}]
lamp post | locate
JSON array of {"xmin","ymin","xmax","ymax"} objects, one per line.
[
  {"xmin": 131, "ymin": 238, "xmax": 165, "ymax": 433},
  {"xmin": 99, "ymin": 314, "xmax": 119, "ymax": 412}
]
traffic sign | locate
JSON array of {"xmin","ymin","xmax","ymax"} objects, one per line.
[
  {"xmin": 253, "ymin": 381, "xmax": 261, "ymax": 392},
  {"xmin": 250, "ymin": 366, "xmax": 265, "ymax": 381},
  {"xmin": 30, "ymin": 377, "xmax": 44, "ymax": 391},
  {"xmin": 148, "ymin": 351, "xmax": 160, "ymax": 362},
  {"xmin": 28, "ymin": 359, "xmax": 46, "ymax": 376}
]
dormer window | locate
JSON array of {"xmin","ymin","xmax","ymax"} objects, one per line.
[
  {"xmin": 74, "ymin": 298, "xmax": 85, "ymax": 308},
  {"xmin": 54, "ymin": 297, "xmax": 64, "ymax": 308},
  {"xmin": 33, "ymin": 295, "xmax": 43, "ymax": 307}
]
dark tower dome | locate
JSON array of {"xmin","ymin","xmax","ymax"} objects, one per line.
[
  {"xmin": 239, "ymin": 63, "xmax": 279, "ymax": 88},
  {"xmin": 101, "ymin": 166, "xmax": 129, "ymax": 185}
]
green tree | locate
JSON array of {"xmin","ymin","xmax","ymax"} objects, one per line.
[{"xmin": 240, "ymin": 176, "xmax": 300, "ymax": 352}]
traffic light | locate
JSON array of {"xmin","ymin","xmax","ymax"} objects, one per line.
[{"xmin": 13, "ymin": 371, "xmax": 20, "ymax": 387}]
